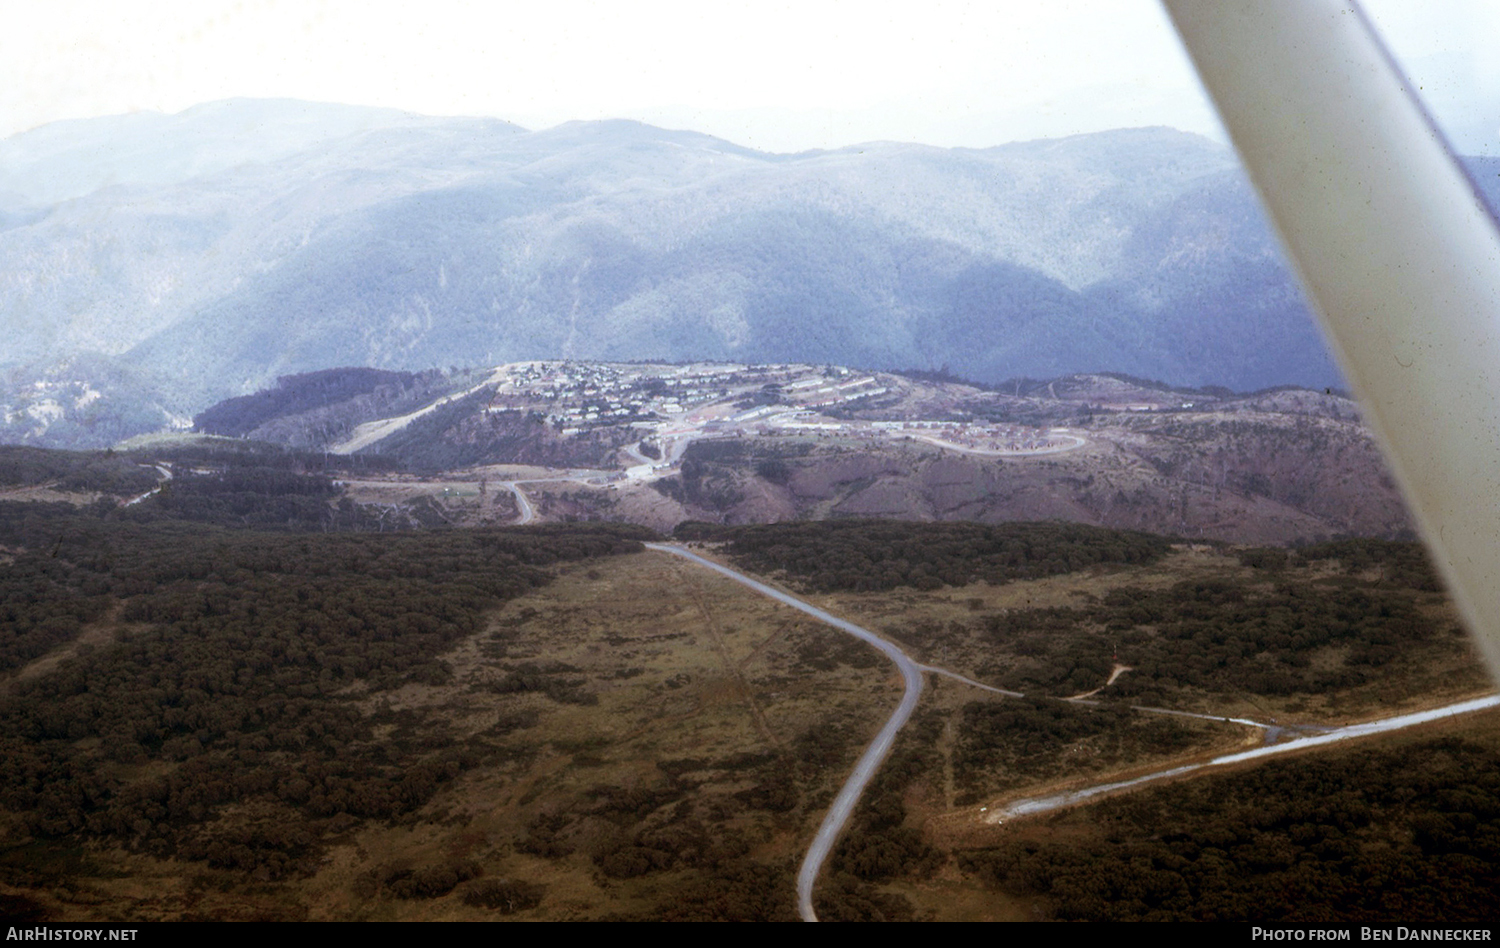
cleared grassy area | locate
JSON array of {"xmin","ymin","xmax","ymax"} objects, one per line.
[
  {"xmin": 3, "ymin": 516, "xmax": 1490, "ymax": 922},
  {"xmin": 2, "ymin": 549, "xmax": 903, "ymax": 921},
  {"xmin": 801, "ymin": 541, "xmax": 1485, "ymax": 720}
]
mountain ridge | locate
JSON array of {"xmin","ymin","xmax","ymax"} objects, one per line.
[{"xmin": 1, "ymin": 100, "xmax": 1416, "ymax": 448}]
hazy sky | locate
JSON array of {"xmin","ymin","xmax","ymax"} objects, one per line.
[{"xmin": 3, "ymin": 0, "xmax": 1498, "ymax": 153}]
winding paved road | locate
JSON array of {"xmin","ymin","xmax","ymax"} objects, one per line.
[
  {"xmin": 644, "ymin": 542, "xmax": 1500, "ymax": 921},
  {"xmin": 122, "ymin": 464, "xmax": 173, "ymax": 507},
  {"xmin": 500, "ymin": 481, "xmax": 536, "ymax": 524},
  {"xmin": 499, "ymin": 471, "xmax": 617, "ymax": 525},
  {"xmin": 993, "ymin": 694, "xmax": 1500, "ymax": 821},
  {"xmin": 644, "ymin": 543, "xmax": 924, "ymax": 923}
]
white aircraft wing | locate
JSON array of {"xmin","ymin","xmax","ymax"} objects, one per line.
[{"xmin": 1164, "ymin": 0, "xmax": 1500, "ymax": 680}]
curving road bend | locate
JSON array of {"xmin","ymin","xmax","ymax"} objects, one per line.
[
  {"xmin": 641, "ymin": 543, "xmax": 1500, "ymax": 919},
  {"xmin": 500, "ymin": 481, "xmax": 536, "ymax": 524},
  {"xmin": 643, "ymin": 544, "xmax": 1500, "ymax": 920},
  {"xmin": 644, "ymin": 543, "xmax": 925, "ymax": 923},
  {"xmin": 501, "ymin": 473, "xmax": 612, "ymax": 525},
  {"xmin": 123, "ymin": 464, "xmax": 173, "ymax": 508}
]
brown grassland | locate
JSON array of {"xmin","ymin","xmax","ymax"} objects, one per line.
[
  {"xmin": 2, "ymin": 549, "xmax": 900, "ymax": 921},
  {"xmin": 7, "ymin": 531, "xmax": 1494, "ymax": 922}
]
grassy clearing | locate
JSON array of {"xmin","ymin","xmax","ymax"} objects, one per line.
[
  {"xmin": 6, "ymin": 549, "xmax": 899, "ymax": 921},
  {"xmin": 810, "ymin": 544, "xmax": 1486, "ymax": 721},
  {"xmin": 6, "ymin": 528, "xmax": 1492, "ymax": 922}
]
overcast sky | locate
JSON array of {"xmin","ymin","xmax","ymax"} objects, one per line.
[{"xmin": 3, "ymin": 0, "xmax": 1498, "ymax": 153}]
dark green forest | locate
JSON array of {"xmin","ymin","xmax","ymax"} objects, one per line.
[
  {"xmin": 959, "ymin": 734, "xmax": 1500, "ymax": 922},
  {"xmin": 1, "ymin": 462, "xmax": 1493, "ymax": 920},
  {"xmin": 972, "ymin": 541, "xmax": 1459, "ymax": 704},
  {"xmin": 0, "ymin": 446, "xmax": 160, "ymax": 496},
  {"xmin": 680, "ymin": 520, "xmax": 1467, "ymax": 707},
  {"xmin": 0, "ymin": 494, "xmax": 916, "ymax": 921},
  {"xmin": 192, "ymin": 368, "xmax": 419, "ymax": 437},
  {"xmin": 0, "ymin": 442, "xmax": 402, "ymax": 497},
  {"xmin": 678, "ymin": 519, "xmax": 1172, "ymax": 591},
  {"xmin": 0, "ymin": 441, "xmax": 408, "ymax": 531},
  {"xmin": 0, "ymin": 501, "xmax": 650, "ymax": 887}
]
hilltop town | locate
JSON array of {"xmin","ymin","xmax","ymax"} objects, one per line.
[
  {"xmin": 459, "ymin": 361, "xmax": 1081, "ymax": 475},
  {"xmin": 162, "ymin": 360, "xmax": 1409, "ymax": 546}
]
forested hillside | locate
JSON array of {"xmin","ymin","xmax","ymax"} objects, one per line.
[{"xmin": 0, "ymin": 102, "xmax": 1379, "ymax": 448}]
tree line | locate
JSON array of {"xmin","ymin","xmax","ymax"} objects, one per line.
[
  {"xmin": 0, "ymin": 507, "xmax": 652, "ymax": 881},
  {"xmin": 679, "ymin": 519, "xmax": 1172, "ymax": 592}
]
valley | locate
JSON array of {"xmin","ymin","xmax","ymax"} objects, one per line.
[
  {"xmin": 0, "ymin": 475, "xmax": 1492, "ymax": 921},
  {"xmin": 3, "ymin": 81, "xmax": 1497, "ymax": 928}
]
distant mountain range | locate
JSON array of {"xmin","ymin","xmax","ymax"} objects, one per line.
[{"xmin": 5, "ymin": 98, "xmax": 1490, "ymax": 449}]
